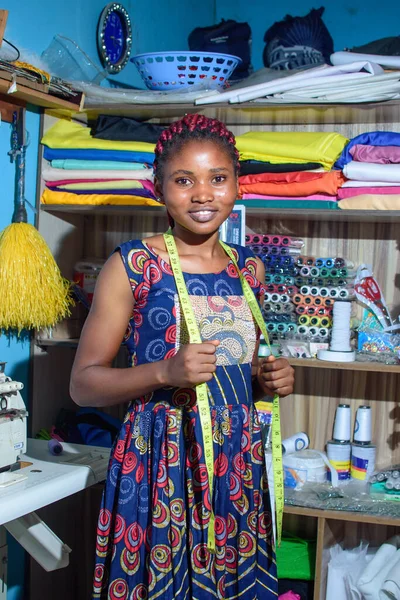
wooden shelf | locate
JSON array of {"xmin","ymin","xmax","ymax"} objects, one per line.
[
  {"xmin": 35, "ymin": 338, "xmax": 399, "ymax": 373},
  {"xmin": 284, "ymin": 504, "xmax": 400, "ymax": 526},
  {"xmin": 39, "ymin": 204, "xmax": 400, "ymax": 223},
  {"xmin": 289, "ymin": 357, "xmax": 400, "ymax": 373},
  {"xmin": 82, "ymin": 99, "xmax": 400, "ymax": 125},
  {"xmin": 0, "ymin": 72, "xmax": 83, "ymax": 111}
]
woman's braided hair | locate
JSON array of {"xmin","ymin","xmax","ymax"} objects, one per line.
[{"xmin": 154, "ymin": 113, "xmax": 240, "ymax": 183}]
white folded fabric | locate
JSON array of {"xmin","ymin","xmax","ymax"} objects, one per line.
[
  {"xmin": 357, "ymin": 538, "xmax": 400, "ymax": 600},
  {"xmin": 380, "ymin": 554, "xmax": 400, "ymax": 599},
  {"xmin": 42, "ymin": 166, "xmax": 154, "ymax": 182},
  {"xmin": 195, "ymin": 61, "xmax": 383, "ymax": 105},
  {"xmin": 343, "ymin": 162, "xmax": 400, "ymax": 183},
  {"xmin": 342, "ymin": 180, "xmax": 400, "ymax": 188},
  {"xmin": 332, "ymin": 51, "xmax": 400, "ymax": 70}
]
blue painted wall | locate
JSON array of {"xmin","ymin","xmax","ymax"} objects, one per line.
[
  {"xmin": 1, "ymin": 1, "xmax": 215, "ymax": 598},
  {"xmin": 215, "ymin": 1, "xmax": 400, "ymax": 71}
]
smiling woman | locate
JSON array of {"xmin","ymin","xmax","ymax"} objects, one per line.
[{"xmin": 70, "ymin": 113, "xmax": 294, "ymax": 600}]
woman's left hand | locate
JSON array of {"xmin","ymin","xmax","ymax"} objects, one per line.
[{"xmin": 257, "ymin": 355, "xmax": 294, "ymax": 398}]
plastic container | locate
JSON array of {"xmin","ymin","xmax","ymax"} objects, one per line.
[
  {"xmin": 283, "ymin": 449, "xmax": 328, "ymax": 489},
  {"xmin": 41, "ymin": 35, "xmax": 106, "ymax": 84},
  {"xmin": 131, "ymin": 51, "xmax": 241, "ymax": 91},
  {"xmin": 73, "ymin": 259, "xmax": 105, "ymax": 303}
]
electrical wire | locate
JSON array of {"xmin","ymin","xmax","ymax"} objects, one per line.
[{"xmin": 3, "ymin": 38, "xmax": 20, "ymax": 61}]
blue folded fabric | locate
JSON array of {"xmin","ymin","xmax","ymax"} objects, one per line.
[
  {"xmin": 334, "ymin": 131, "xmax": 400, "ymax": 169},
  {"xmin": 44, "ymin": 147, "xmax": 155, "ymax": 164}
]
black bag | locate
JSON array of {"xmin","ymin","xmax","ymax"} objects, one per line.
[
  {"xmin": 188, "ymin": 19, "xmax": 252, "ymax": 81},
  {"xmin": 263, "ymin": 7, "xmax": 334, "ymax": 70}
]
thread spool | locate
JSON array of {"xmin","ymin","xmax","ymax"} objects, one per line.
[
  {"xmin": 353, "ymin": 406, "xmax": 372, "ymax": 444},
  {"xmin": 287, "ymin": 323, "xmax": 298, "ymax": 333},
  {"xmin": 310, "ymin": 286, "xmax": 320, "ymax": 297},
  {"xmin": 300, "ymin": 266, "xmax": 311, "ymax": 277},
  {"xmin": 252, "ymin": 234, "xmax": 261, "ymax": 244},
  {"xmin": 310, "ymin": 316, "xmax": 322, "ymax": 327},
  {"xmin": 327, "ymin": 440, "xmax": 351, "ymax": 481},
  {"xmin": 251, "ymin": 245, "xmax": 262, "ymax": 255},
  {"xmin": 306, "ymin": 306, "xmax": 317, "ymax": 316},
  {"xmin": 262, "ymin": 235, "xmax": 271, "ymax": 245},
  {"xmin": 297, "ymin": 325, "xmax": 309, "ymax": 336},
  {"xmin": 300, "ymin": 285, "xmax": 311, "ymax": 295},
  {"xmin": 309, "ymin": 326, "xmax": 320, "ymax": 337},
  {"xmin": 286, "ymin": 286, "xmax": 298, "ymax": 296},
  {"xmin": 271, "ymin": 235, "xmax": 282, "ymax": 245},
  {"xmin": 315, "ymin": 258, "xmax": 326, "ymax": 268},
  {"xmin": 319, "ymin": 267, "xmax": 330, "ymax": 278},
  {"xmin": 48, "ymin": 439, "xmax": 63, "ymax": 456},
  {"xmin": 319, "ymin": 328, "xmax": 329, "ymax": 338},
  {"xmin": 310, "ymin": 267, "xmax": 320, "ymax": 278},
  {"xmin": 332, "ymin": 404, "xmax": 351, "ymax": 442},
  {"xmin": 266, "ymin": 323, "xmax": 277, "ymax": 333},
  {"xmin": 296, "ymin": 305, "xmax": 306, "ymax": 315},
  {"xmin": 282, "ymin": 432, "xmax": 310, "ymax": 455},
  {"xmin": 351, "ymin": 443, "xmax": 376, "ymax": 482},
  {"xmin": 298, "ymin": 315, "xmax": 311, "ymax": 326},
  {"xmin": 329, "ymin": 288, "xmax": 339, "ymax": 298},
  {"xmin": 325, "ymin": 258, "xmax": 335, "ymax": 268},
  {"xmin": 276, "ymin": 323, "xmax": 288, "ymax": 334}
]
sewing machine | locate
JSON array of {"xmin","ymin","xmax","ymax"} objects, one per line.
[
  {"xmin": 0, "ymin": 361, "xmax": 109, "ymax": 595},
  {"xmin": 0, "ymin": 361, "xmax": 28, "ymax": 485}
]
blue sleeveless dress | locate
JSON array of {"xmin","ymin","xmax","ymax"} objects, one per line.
[{"xmin": 93, "ymin": 240, "xmax": 277, "ymax": 600}]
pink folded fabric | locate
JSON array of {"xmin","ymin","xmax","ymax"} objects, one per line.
[
  {"xmin": 338, "ymin": 186, "xmax": 400, "ymax": 199},
  {"xmin": 242, "ymin": 193, "xmax": 337, "ymax": 201},
  {"xmin": 278, "ymin": 592, "xmax": 301, "ymax": 600},
  {"xmin": 350, "ymin": 144, "xmax": 400, "ymax": 164}
]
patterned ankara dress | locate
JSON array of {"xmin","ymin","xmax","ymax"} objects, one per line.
[{"xmin": 93, "ymin": 240, "xmax": 277, "ymax": 600}]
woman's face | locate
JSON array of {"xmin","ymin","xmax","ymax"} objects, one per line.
[{"xmin": 155, "ymin": 139, "xmax": 238, "ymax": 236}]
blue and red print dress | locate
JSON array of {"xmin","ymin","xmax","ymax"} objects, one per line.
[{"xmin": 93, "ymin": 240, "xmax": 277, "ymax": 600}]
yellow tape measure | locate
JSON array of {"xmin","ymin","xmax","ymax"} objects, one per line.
[
  {"xmin": 164, "ymin": 232, "xmax": 283, "ymax": 550},
  {"xmin": 164, "ymin": 232, "xmax": 216, "ymax": 553},
  {"xmin": 220, "ymin": 241, "xmax": 283, "ymax": 547}
]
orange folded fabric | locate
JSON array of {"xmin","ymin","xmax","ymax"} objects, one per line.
[{"xmin": 238, "ymin": 170, "xmax": 345, "ymax": 197}]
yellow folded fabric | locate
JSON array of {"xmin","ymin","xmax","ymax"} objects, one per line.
[
  {"xmin": 41, "ymin": 119, "xmax": 156, "ymax": 153},
  {"xmin": 41, "ymin": 189, "xmax": 163, "ymax": 207},
  {"xmin": 338, "ymin": 195, "xmax": 400, "ymax": 210},
  {"xmin": 235, "ymin": 131, "xmax": 348, "ymax": 170},
  {"xmin": 56, "ymin": 180, "xmax": 144, "ymax": 191}
]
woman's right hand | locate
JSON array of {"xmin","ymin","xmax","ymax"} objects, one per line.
[{"xmin": 162, "ymin": 340, "xmax": 219, "ymax": 388}]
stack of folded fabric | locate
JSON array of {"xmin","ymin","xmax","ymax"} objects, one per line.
[
  {"xmin": 236, "ymin": 131, "xmax": 348, "ymax": 210},
  {"xmin": 40, "ymin": 117, "xmax": 163, "ymax": 207},
  {"xmin": 335, "ymin": 131, "xmax": 400, "ymax": 210}
]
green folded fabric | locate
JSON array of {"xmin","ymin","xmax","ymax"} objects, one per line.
[{"xmin": 276, "ymin": 533, "xmax": 316, "ymax": 581}]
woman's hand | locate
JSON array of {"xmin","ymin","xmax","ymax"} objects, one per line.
[
  {"xmin": 256, "ymin": 355, "xmax": 294, "ymax": 398},
  {"xmin": 162, "ymin": 340, "xmax": 220, "ymax": 388}
]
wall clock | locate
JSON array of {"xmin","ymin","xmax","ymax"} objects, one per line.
[{"xmin": 97, "ymin": 3, "xmax": 132, "ymax": 74}]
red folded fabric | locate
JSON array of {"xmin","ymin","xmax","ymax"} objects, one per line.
[{"xmin": 239, "ymin": 170, "xmax": 345, "ymax": 197}]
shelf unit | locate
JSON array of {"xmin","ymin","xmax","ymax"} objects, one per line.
[
  {"xmin": 34, "ymin": 337, "xmax": 400, "ymax": 373},
  {"xmin": 29, "ymin": 101, "xmax": 400, "ymax": 600}
]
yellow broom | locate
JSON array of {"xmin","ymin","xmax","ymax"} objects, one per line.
[{"xmin": 0, "ymin": 109, "xmax": 72, "ymax": 333}]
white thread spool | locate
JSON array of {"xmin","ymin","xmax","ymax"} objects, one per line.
[
  {"xmin": 282, "ymin": 432, "xmax": 310, "ymax": 455},
  {"xmin": 317, "ymin": 300, "xmax": 355, "ymax": 362},
  {"xmin": 327, "ymin": 441, "xmax": 351, "ymax": 481},
  {"xmin": 351, "ymin": 443, "xmax": 376, "ymax": 482},
  {"xmin": 333, "ymin": 404, "xmax": 351, "ymax": 442},
  {"xmin": 354, "ymin": 406, "xmax": 372, "ymax": 444}
]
